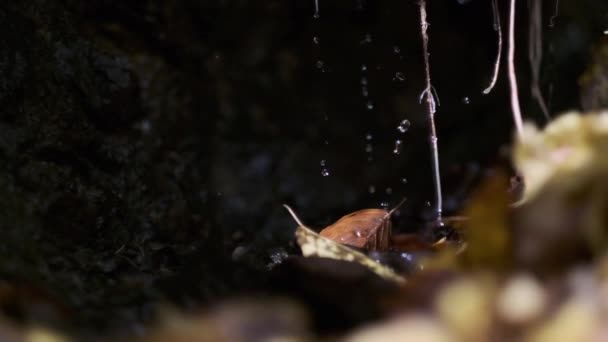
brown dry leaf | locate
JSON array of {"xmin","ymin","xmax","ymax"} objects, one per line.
[
  {"xmin": 283, "ymin": 205, "xmax": 405, "ymax": 284},
  {"xmin": 319, "ymin": 199, "xmax": 405, "ymax": 251}
]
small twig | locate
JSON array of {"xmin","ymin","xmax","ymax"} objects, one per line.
[
  {"xmin": 418, "ymin": 0, "xmax": 443, "ymax": 223},
  {"xmin": 529, "ymin": 0, "xmax": 551, "ymax": 120},
  {"xmin": 508, "ymin": 0, "xmax": 524, "ymax": 139},
  {"xmin": 483, "ymin": 0, "xmax": 502, "ymax": 94}
]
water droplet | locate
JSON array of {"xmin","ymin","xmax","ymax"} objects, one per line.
[
  {"xmin": 385, "ymin": 187, "xmax": 393, "ymax": 195},
  {"xmin": 361, "ymin": 77, "xmax": 368, "ymax": 86},
  {"xmin": 401, "ymin": 177, "xmax": 408, "ymax": 184},
  {"xmin": 366, "ymin": 101, "xmax": 374, "ymax": 110},
  {"xmin": 393, "ymin": 140, "xmax": 402, "ymax": 154},
  {"xmin": 365, "ymin": 144, "xmax": 373, "ymax": 153},
  {"xmin": 324, "ymin": 140, "xmax": 329, "ymax": 145},
  {"xmin": 604, "ymin": 30, "xmax": 608, "ymax": 35},
  {"xmin": 361, "ymin": 33, "xmax": 373, "ymax": 45},
  {"xmin": 315, "ymin": 60, "xmax": 324, "ymax": 69},
  {"xmin": 355, "ymin": 230, "xmax": 363, "ymax": 237},
  {"xmin": 365, "ymin": 133, "xmax": 373, "ymax": 141},
  {"xmin": 397, "ymin": 119, "xmax": 411, "ymax": 133},
  {"xmin": 425, "ymin": 201, "xmax": 431, "ymax": 207},
  {"xmin": 369, "ymin": 185, "xmax": 376, "ymax": 194},
  {"xmin": 393, "ymin": 72, "xmax": 405, "ymax": 82},
  {"xmin": 361, "ymin": 64, "xmax": 367, "ymax": 71},
  {"xmin": 380, "ymin": 202, "xmax": 390, "ymax": 210},
  {"xmin": 313, "ymin": 36, "xmax": 320, "ymax": 44},
  {"xmin": 393, "ymin": 46, "xmax": 401, "ymax": 54},
  {"xmin": 361, "ymin": 87, "xmax": 369, "ymax": 97},
  {"xmin": 320, "ymin": 159, "xmax": 327, "ymax": 166},
  {"xmin": 462, "ymin": 96, "xmax": 470, "ymax": 104}
]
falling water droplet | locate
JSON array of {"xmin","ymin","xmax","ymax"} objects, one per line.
[
  {"xmin": 366, "ymin": 101, "xmax": 374, "ymax": 110},
  {"xmin": 316, "ymin": 60, "xmax": 325, "ymax": 69},
  {"xmin": 393, "ymin": 140, "xmax": 403, "ymax": 154},
  {"xmin": 320, "ymin": 160, "xmax": 330, "ymax": 177},
  {"xmin": 397, "ymin": 119, "xmax": 411, "ymax": 133},
  {"xmin": 324, "ymin": 140, "xmax": 329, "ymax": 145},
  {"xmin": 369, "ymin": 185, "xmax": 376, "ymax": 194},
  {"xmin": 313, "ymin": 36, "xmax": 320, "ymax": 45},
  {"xmin": 401, "ymin": 177, "xmax": 408, "ymax": 184},
  {"xmin": 361, "ymin": 64, "xmax": 367, "ymax": 72},
  {"xmin": 380, "ymin": 202, "xmax": 390, "ymax": 210},
  {"xmin": 462, "ymin": 96, "xmax": 470, "ymax": 104},
  {"xmin": 365, "ymin": 144, "xmax": 373, "ymax": 153},
  {"xmin": 393, "ymin": 72, "xmax": 405, "ymax": 82},
  {"xmin": 393, "ymin": 46, "xmax": 401, "ymax": 54},
  {"xmin": 361, "ymin": 33, "xmax": 373, "ymax": 45},
  {"xmin": 361, "ymin": 87, "xmax": 369, "ymax": 97},
  {"xmin": 365, "ymin": 133, "xmax": 373, "ymax": 140},
  {"xmin": 361, "ymin": 77, "xmax": 368, "ymax": 86},
  {"xmin": 385, "ymin": 187, "xmax": 393, "ymax": 195}
]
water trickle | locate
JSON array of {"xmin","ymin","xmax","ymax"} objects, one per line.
[
  {"xmin": 393, "ymin": 140, "xmax": 403, "ymax": 154},
  {"xmin": 366, "ymin": 101, "xmax": 374, "ymax": 110},
  {"xmin": 397, "ymin": 119, "xmax": 411, "ymax": 133},
  {"xmin": 393, "ymin": 72, "xmax": 405, "ymax": 82},
  {"xmin": 462, "ymin": 96, "xmax": 470, "ymax": 104},
  {"xmin": 313, "ymin": 0, "xmax": 320, "ymax": 18},
  {"xmin": 313, "ymin": 36, "xmax": 320, "ymax": 45}
]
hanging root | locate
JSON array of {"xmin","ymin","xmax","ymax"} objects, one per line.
[
  {"xmin": 508, "ymin": 0, "xmax": 524, "ymax": 139},
  {"xmin": 418, "ymin": 0, "xmax": 443, "ymax": 222},
  {"xmin": 529, "ymin": 0, "xmax": 551, "ymax": 120},
  {"xmin": 483, "ymin": 0, "xmax": 502, "ymax": 95}
]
